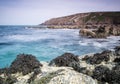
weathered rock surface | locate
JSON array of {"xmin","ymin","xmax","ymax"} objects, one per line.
[
  {"xmin": 9, "ymin": 54, "xmax": 42, "ymax": 75},
  {"xmin": 82, "ymin": 50, "xmax": 111, "ymax": 64},
  {"xmin": 31, "ymin": 62, "xmax": 98, "ymax": 84},
  {"xmin": 49, "ymin": 53, "xmax": 79, "ymax": 67},
  {"xmin": 79, "ymin": 25, "xmax": 120, "ymax": 38},
  {"xmin": 0, "ymin": 54, "xmax": 42, "ymax": 75},
  {"xmin": 79, "ymin": 29, "xmax": 96, "ymax": 38},
  {"xmin": 1, "ymin": 46, "xmax": 120, "ymax": 84}
]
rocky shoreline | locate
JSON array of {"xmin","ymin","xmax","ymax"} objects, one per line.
[
  {"xmin": 0, "ymin": 46, "xmax": 120, "ymax": 84},
  {"xmin": 42, "ymin": 12, "xmax": 120, "ymax": 29},
  {"xmin": 79, "ymin": 25, "xmax": 120, "ymax": 38}
]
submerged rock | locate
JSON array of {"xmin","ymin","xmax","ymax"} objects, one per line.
[{"xmin": 49, "ymin": 53, "xmax": 79, "ymax": 67}]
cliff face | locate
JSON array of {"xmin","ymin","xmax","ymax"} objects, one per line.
[{"xmin": 42, "ymin": 12, "xmax": 120, "ymax": 29}]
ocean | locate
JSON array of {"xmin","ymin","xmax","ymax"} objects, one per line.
[{"xmin": 0, "ymin": 25, "xmax": 120, "ymax": 68}]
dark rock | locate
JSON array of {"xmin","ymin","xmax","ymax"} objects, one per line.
[
  {"xmin": 49, "ymin": 53, "xmax": 79, "ymax": 67},
  {"xmin": 0, "ymin": 68, "xmax": 10, "ymax": 75},
  {"xmin": 69, "ymin": 62, "xmax": 83, "ymax": 72},
  {"xmin": 82, "ymin": 50, "xmax": 111, "ymax": 64},
  {"xmin": 28, "ymin": 68, "xmax": 41, "ymax": 83},
  {"xmin": 0, "ymin": 77, "xmax": 4, "ymax": 84},
  {"xmin": 106, "ymin": 65, "xmax": 120, "ymax": 84},
  {"xmin": 114, "ymin": 58, "xmax": 120, "ymax": 63},
  {"xmin": 9, "ymin": 54, "xmax": 42, "ymax": 75},
  {"xmin": 92, "ymin": 65, "xmax": 120, "ymax": 84},
  {"xmin": 0, "ymin": 75, "xmax": 17, "ymax": 84},
  {"xmin": 92, "ymin": 65, "xmax": 110, "ymax": 82},
  {"xmin": 115, "ymin": 46, "xmax": 120, "ymax": 56},
  {"xmin": 112, "ymin": 65, "xmax": 120, "ymax": 71}
]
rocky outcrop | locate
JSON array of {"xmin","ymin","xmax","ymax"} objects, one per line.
[
  {"xmin": 42, "ymin": 12, "xmax": 120, "ymax": 29},
  {"xmin": 0, "ymin": 46, "xmax": 120, "ymax": 84},
  {"xmin": 80, "ymin": 46, "xmax": 120, "ymax": 84},
  {"xmin": 79, "ymin": 29, "xmax": 96, "ymax": 38},
  {"xmin": 49, "ymin": 53, "xmax": 79, "ymax": 67},
  {"xmin": 79, "ymin": 25, "xmax": 120, "ymax": 38},
  {"xmin": 10, "ymin": 54, "xmax": 42, "ymax": 75},
  {"xmin": 0, "ymin": 54, "xmax": 42, "ymax": 75},
  {"xmin": 82, "ymin": 50, "xmax": 111, "ymax": 64}
]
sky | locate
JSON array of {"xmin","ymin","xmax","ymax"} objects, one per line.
[{"xmin": 0, "ymin": 0, "xmax": 120, "ymax": 25}]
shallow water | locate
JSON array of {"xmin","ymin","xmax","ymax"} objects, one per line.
[{"xmin": 0, "ymin": 26, "xmax": 120, "ymax": 68}]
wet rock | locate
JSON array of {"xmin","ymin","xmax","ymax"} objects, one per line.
[
  {"xmin": 9, "ymin": 54, "xmax": 43, "ymax": 75},
  {"xmin": 114, "ymin": 58, "xmax": 120, "ymax": 63},
  {"xmin": 115, "ymin": 46, "xmax": 120, "ymax": 56},
  {"xmin": 82, "ymin": 50, "xmax": 111, "ymax": 64},
  {"xmin": 49, "ymin": 53, "xmax": 79, "ymax": 67},
  {"xmin": 79, "ymin": 29, "xmax": 96, "ymax": 38}
]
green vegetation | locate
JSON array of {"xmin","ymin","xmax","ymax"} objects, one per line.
[{"xmin": 84, "ymin": 12, "xmax": 120, "ymax": 23}]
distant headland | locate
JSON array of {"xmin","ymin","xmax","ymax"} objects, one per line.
[{"xmin": 41, "ymin": 11, "xmax": 120, "ymax": 29}]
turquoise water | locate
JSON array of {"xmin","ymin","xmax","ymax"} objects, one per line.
[{"xmin": 0, "ymin": 26, "xmax": 120, "ymax": 68}]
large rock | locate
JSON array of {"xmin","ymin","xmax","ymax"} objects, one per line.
[
  {"xmin": 79, "ymin": 25, "xmax": 120, "ymax": 38},
  {"xmin": 0, "ymin": 54, "xmax": 43, "ymax": 75},
  {"xmin": 79, "ymin": 29, "xmax": 96, "ymax": 38},
  {"xmin": 82, "ymin": 50, "xmax": 111, "ymax": 64},
  {"xmin": 92, "ymin": 64, "xmax": 120, "ymax": 84},
  {"xmin": 9, "ymin": 54, "xmax": 42, "ymax": 75},
  {"xmin": 48, "ymin": 68, "xmax": 98, "ymax": 84},
  {"xmin": 49, "ymin": 53, "xmax": 79, "ymax": 67},
  {"xmin": 92, "ymin": 65, "xmax": 110, "ymax": 83}
]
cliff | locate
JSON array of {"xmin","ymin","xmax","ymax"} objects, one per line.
[{"xmin": 42, "ymin": 12, "xmax": 120, "ymax": 29}]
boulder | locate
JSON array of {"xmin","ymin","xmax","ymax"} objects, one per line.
[
  {"xmin": 79, "ymin": 29, "xmax": 96, "ymax": 38},
  {"xmin": 82, "ymin": 50, "xmax": 111, "ymax": 64},
  {"xmin": 106, "ymin": 65, "xmax": 120, "ymax": 84},
  {"xmin": 9, "ymin": 54, "xmax": 42, "ymax": 75},
  {"xmin": 92, "ymin": 65, "xmax": 110, "ymax": 83},
  {"xmin": 79, "ymin": 25, "xmax": 120, "ymax": 38},
  {"xmin": 49, "ymin": 53, "xmax": 79, "ymax": 67},
  {"xmin": 92, "ymin": 65, "xmax": 120, "ymax": 84}
]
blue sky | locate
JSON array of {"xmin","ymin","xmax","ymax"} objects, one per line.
[{"xmin": 0, "ymin": 0, "xmax": 120, "ymax": 25}]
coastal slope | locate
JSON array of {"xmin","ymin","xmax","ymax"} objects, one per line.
[{"xmin": 42, "ymin": 12, "xmax": 120, "ymax": 29}]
